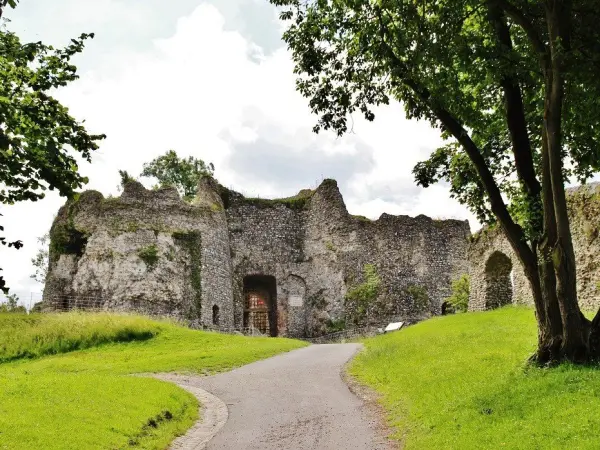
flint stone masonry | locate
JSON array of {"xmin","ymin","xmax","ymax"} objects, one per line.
[
  {"xmin": 468, "ymin": 183, "xmax": 600, "ymax": 312},
  {"xmin": 44, "ymin": 178, "xmax": 471, "ymax": 338}
]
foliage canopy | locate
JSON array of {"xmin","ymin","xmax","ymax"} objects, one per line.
[
  {"xmin": 271, "ymin": 0, "xmax": 600, "ymax": 362},
  {"xmin": 0, "ymin": 5, "xmax": 104, "ymax": 293}
]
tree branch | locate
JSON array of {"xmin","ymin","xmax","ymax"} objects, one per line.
[
  {"xmin": 486, "ymin": 2, "xmax": 542, "ymax": 204},
  {"xmin": 493, "ymin": 0, "xmax": 548, "ymax": 56},
  {"xmin": 375, "ymin": 6, "xmax": 537, "ymax": 270}
]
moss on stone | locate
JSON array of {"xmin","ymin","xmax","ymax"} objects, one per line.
[
  {"xmin": 172, "ymin": 231, "xmax": 202, "ymax": 319},
  {"xmin": 138, "ymin": 245, "xmax": 159, "ymax": 270},
  {"xmin": 351, "ymin": 215, "xmax": 372, "ymax": 223},
  {"xmin": 243, "ymin": 189, "xmax": 315, "ymax": 211},
  {"xmin": 405, "ymin": 284, "xmax": 430, "ymax": 312},
  {"xmin": 49, "ymin": 197, "xmax": 89, "ymax": 263}
]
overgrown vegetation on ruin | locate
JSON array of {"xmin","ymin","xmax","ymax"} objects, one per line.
[
  {"xmin": 172, "ymin": 231, "xmax": 202, "ymax": 318},
  {"xmin": 243, "ymin": 188, "xmax": 315, "ymax": 211},
  {"xmin": 345, "ymin": 264, "xmax": 381, "ymax": 325},
  {"xmin": 137, "ymin": 244, "xmax": 160, "ymax": 270},
  {"xmin": 405, "ymin": 284, "xmax": 430, "ymax": 313},
  {"xmin": 445, "ymin": 274, "xmax": 471, "ymax": 313},
  {"xmin": 350, "ymin": 307, "xmax": 600, "ymax": 449},
  {"xmin": 0, "ymin": 312, "xmax": 307, "ymax": 449},
  {"xmin": 48, "ymin": 198, "xmax": 89, "ymax": 262}
]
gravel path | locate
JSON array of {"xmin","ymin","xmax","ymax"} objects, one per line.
[{"xmin": 159, "ymin": 343, "xmax": 392, "ymax": 450}]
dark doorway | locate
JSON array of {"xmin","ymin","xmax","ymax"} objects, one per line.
[
  {"xmin": 243, "ymin": 275, "xmax": 278, "ymax": 337},
  {"xmin": 441, "ymin": 301, "xmax": 450, "ymax": 315},
  {"xmin": 212, "ymin": 305, "xmax": 220, "ymax": 326}
]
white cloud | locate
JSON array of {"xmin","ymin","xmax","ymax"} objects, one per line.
[{"xmin": 1, "ymin": 1, "xmax": 475, "ymax": 298}]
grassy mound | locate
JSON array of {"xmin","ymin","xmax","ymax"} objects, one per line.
[
  {"xmin": 0, "ymin": 313, "xmax": 307, "ymax": 449},
  {"xmin": 0, "ymin": 312, "xmax": 162, "ymax": 362},
  {"xmin": 350, "ymin": 306, "xmax": 600, "ymax": 449}
]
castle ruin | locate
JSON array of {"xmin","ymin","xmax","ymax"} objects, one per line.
[
  {"xmin": 44, "ymin": 178, "xmax": 600, "ymax": 338},
  {"xmin": 44, "ymin": 178, "xmax": 470, "ymax": 337}
]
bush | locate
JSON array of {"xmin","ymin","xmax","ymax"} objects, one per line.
[
  {"xmin": 0, "ymin": 293, "xmax": 26, "ymax": 313},
  {"xmin": 445, "ymin": 274, "xmax": 470, "ymax": 313},
  {"xmin": 345, "ymin": 264, "xmax": 381, "ymax": 324}
]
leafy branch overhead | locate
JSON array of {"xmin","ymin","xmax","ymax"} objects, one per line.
[
  {"xmin": 272, "ymin": 0, "xmax": 600, "ymax": 364},
  {"xmin": 0, "ymin": 31, "xmax": 106, "ymax": 204},
  {"xmin": 0, "ymin": 4, "xmax": 104, "ymax": 292}
]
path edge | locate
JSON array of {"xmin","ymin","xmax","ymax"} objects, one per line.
[
  {"xmin": 341, "ymin": 345, "xmax": 401, "ymax": 450},
  {"xmin": 152, "ymin": 373, "xmax": 229, "ymax": 450}
]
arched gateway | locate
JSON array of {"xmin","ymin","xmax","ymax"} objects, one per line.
[{"xmin": 243, "ymin": 275, "xmax": 278, "ymax": 337}]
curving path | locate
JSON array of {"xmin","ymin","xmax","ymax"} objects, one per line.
[{"xmin": 158, "ymin": 343, "xmax": 392, "ymax": 450}]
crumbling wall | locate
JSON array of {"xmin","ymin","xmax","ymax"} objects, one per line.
[
  {"xmin": 468, "ymin": 183, "xmax": 600, "ymax": 312},
  {"xmin": 226, "ymin": 179, "xmax": 471, "ymax": 337},
  {"xmin": 44, "ymin": 180, "xmax": 235, "ymax": 328},
  {"xmin": 44, "ymin": 177, "xmax": 471, "ymax": 337}
]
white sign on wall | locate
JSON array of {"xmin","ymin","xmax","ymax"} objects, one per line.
[{"xmin": 289, "ymin": 295, "xmax": 303, "ymax": 307}]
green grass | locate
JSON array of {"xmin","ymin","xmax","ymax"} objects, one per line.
[
  {"xmin": 349, "ymin": 306, "xmax": 600, "ymax": 449},
  {"xmin": 0, "ymin": 312, "xmax": 307, "ymax": 450},
  {"xmin": 0, "ymin": 312, "xmax": 161, "ymax": 362}
]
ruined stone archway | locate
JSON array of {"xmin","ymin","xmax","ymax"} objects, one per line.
[
  {"xmin": 243, "ymin": 275, "xmax": 278, "ymax": 337},
  {"xmin": 484, "ymin": 251, "xmax": 513, "ymax": 309}
]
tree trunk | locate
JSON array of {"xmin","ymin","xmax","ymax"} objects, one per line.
[
  {"xmin": 544, "ymin": 0, "xmax": 589, "ymax": 362},
  {"xmin": 486, "ymin": 3, "xmax": 561, "ymax": 363},
  {"xmin": 536, "ymin": 127, "xmax": 564, "ymax": 363}
]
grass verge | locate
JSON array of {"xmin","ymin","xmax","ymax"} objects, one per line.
[
  {"xmin": 349, "ymin": 306, "xmax": 600, "ymax": 449},
  {"xmin": 0, "ymin": 312, "xmax": 307, "ymax": 449},
  {"xmin": 0, "ymin": 312, "xmax": 161, "ymax": 362}
]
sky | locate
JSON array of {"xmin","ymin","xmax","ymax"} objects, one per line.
[{"xmin": 1, "ymin": 0, "xmax": 478, "ymax": 300}]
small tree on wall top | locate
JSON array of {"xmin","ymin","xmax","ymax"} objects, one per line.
[
  {"xmin": 271, "ymin": 0, "xmax": 600, "ymax": 364},
  {"xmin": 140, "ymin": 150, "xmax": 215, "ymax": 201}
]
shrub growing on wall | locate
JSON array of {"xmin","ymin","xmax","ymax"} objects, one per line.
[
  {"xmin": 445, "ymin": 274, "xmax": 470, "ymax": 313},
  {"xmin": 345, "ymin": 264, "xmax": 381, "ymax": 325},
  {"xmin": 405, "ymin": 284, "xmax": 430, "ymax": 314}
]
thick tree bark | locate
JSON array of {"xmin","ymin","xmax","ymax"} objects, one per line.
[
  {"xmin": 380, "ymin": 2, "xmax": 595, "ymax": 363},
  {"xmin": 544, "ymin": 0, "xmax": 589, "ymax": 362},
  {"xmin": 486, "ymin": 3, "xmax": 561, "ymax": 362},
  {"xmin": 538, "ymin": 127, "xmax": 564, "ymax": 362}
]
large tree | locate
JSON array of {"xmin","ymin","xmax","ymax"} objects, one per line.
[
  {"xmin": 0, "ymin": 2, "xmax": 105, "ymax": 292},
  {"xmin": 271, "ymin": 0, "xmax": 600, "ymax": 363}
]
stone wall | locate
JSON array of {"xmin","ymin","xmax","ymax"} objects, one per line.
[
  {"xmin": 225, "ymin": 179, "xmax": 471, "ymax": 337},
  {"xmin": 43, "ymin": 180, "xmax": 235, "ymax": 328},
  {"xmin": 44, "ymin": 178, "xmax": 471, "ymax": 338},
  {"xmin": 468, "ymin": 183, "xmax": 600, "ymax": 312}
]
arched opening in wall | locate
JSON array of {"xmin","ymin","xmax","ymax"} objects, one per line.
[
  {"xmin": 441, "ymin": 301, "xmax": 450, "ymax": 315},
  {"xmin": 212, "ymin": 305, "xmax": 220, "ymax": 326},
  {"xmin": 484, "ymin": 251, "xmax": 513, "ymax": 310},
  {"xmin": 243, "ymin": 275, "xmax": 278, "ymax": 337}
]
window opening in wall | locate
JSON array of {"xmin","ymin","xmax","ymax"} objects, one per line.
[
  {"xmin": 212, "ymin": 304, "xmax": 220, "ymax": 326},
  {"xmin": 243, "ymin": 275, "xmax": 278, "ymax": 337}
]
